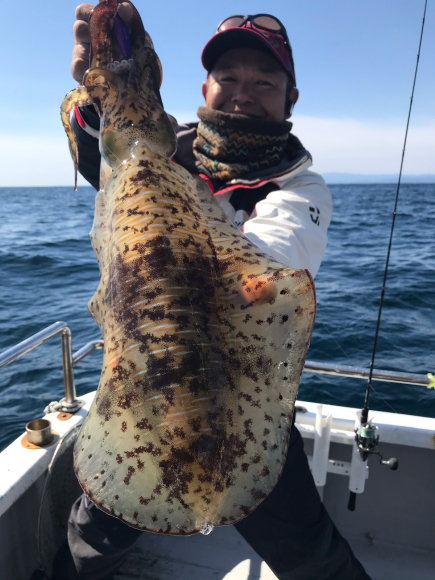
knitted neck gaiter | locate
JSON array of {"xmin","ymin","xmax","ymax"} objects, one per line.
[{"xmin": 193, "ymin": 106, "xmax": 303, "ymax": 180}]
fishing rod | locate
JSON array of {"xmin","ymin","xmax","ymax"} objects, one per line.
[{"xmin": 348, "ymin": 0, "xmax": 428, "ymax": 512}]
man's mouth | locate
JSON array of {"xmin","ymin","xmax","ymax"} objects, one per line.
[
  {"xmin": 231, "ymin": 110, "xmax": 265, "ymax": 119},
  {"xmin": 221, "ymin": 105, "xmax": 265, "ymax": 119}
]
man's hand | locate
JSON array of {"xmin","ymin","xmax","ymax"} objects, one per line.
[{"xmin": 71, "ymin": 1, "xmax": 133, "ymax": 83}]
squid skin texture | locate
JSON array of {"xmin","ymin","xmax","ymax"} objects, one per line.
[
  {"xmin": 76, "ymin": 158, "xmax": 316, "ymax": 535},
  {"xmin": 61, "ymin": 0, "xmax": 316, "ymax": 535}
]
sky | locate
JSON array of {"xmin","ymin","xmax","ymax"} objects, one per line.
[{"xmin": 0, "ymin": 0, "xmax": 433, "ymax": 186}]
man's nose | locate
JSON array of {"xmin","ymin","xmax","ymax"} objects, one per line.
[{"xmin": 231, "ymin": 83, "xmax": 255, "ymax": 104}]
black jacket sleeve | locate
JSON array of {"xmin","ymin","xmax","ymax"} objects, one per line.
[{"xmin": 72, "ymin": 105, "xmax": 101, "ymax": 191}]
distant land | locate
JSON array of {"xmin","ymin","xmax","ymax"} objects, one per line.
[{"xmin": 323, "ymin": 173, "xmax": 435, "ymax": 184}]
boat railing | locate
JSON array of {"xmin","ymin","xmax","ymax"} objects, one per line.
[
  {"xmin": 0, "ymin": 322, "xmax": 104, "ymax": 409},
  {"xmin": 303, "ymin": 360, "xmax": 429, "ymax": 387},
  {"xmin": 0, "ymin": 323, "xmax": 430, "ymax": 410},
  {"xmin": 71, "ymin": 339, "xmax": 105, "ymax": 367}
]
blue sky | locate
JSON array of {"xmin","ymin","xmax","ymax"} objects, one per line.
[{"xmin": 0, "ymin": 0, "xmax": 433, "ymax": 185}]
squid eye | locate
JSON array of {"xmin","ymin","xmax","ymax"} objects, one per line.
[
  {"xmin": 94, "ymin": 75, "xmax": 112, "ymax": 89},
  {"xmin": 84, "ymin": 69, "xmax": 114, "ymax": 90}
]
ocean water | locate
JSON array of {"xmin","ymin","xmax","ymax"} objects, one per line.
[{"xmin": 0, "ymin": 184, "xmax": 434, "ymax": 451}]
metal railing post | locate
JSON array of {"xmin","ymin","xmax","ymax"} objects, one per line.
[{"xmin": 60, "ymin": 328, "xmax": 76, "ymax": 404}]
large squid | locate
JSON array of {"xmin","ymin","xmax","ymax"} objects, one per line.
[{"xmin": 61, "ymin": 0, "xmax": 316, "ymax": 535}]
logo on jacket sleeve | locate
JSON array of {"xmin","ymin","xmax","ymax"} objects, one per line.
[{"xmin": 309, "ymin": 206, "xmax": 320, "ymax": 226}]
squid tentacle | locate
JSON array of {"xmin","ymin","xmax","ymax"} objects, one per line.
[
  {"xmin": 61, "ymin": 69, "xmax": 118, "ymax": 190},
  {"xmin": 127, "ymin": 46, "xmax": 163, "ymax": 107},
  {"xmin": 88, "ymin": 0, "xmax": 161, "ymax": 87},
  {"xmin": 122, "ymin": 0, "xmax": 147, "ymax": 54},
  {"xmin": 60, "ymin": 86, "xmax": 93, "ymax": 190},
  {"xmin": 89, "ymin": 0, "xmax": 118, "ymax": 69}
]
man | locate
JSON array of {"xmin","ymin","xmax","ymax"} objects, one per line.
[{"xmin": 56, "ymin": 5, "xmax": 371, "ymax": 580}]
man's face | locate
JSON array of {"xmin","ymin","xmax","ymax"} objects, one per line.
[{"xmin": 202, "ymin": 47, "xmax": 298, "ymax": 122}]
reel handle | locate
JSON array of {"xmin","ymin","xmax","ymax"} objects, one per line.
[
  {"xmin": 381, "ymin": 457, "xmax": 399, "ymax": 470},
  {"xmin": 347, "ymin": 491, "xmax": 357, "ymax": 512}
]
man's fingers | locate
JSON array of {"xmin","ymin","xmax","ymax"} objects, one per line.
[
  {"xmin": 71, "ymin": 58, "xmax": 90, "ymax": 83},
  {"xmin": 72, "ymin": 43, "xmax": 91, "ymax": 83},
  {"xmin": 73, "ymin": 43, "xmax": 91, "ymax": 61},
  {"xmin": 75, "ymin": 3, "xmax": 95, "ymax": 22},
  {"xmin": 74, "ymin": 20, "xmax": 91, "ymax": 45}
]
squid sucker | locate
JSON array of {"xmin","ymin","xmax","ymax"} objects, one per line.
[{"xmin": 61, "ymin": 0, "xmax": 316, "ymax": 535}]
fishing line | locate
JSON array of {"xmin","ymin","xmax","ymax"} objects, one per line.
[
  {"xmin": 319, "ymin": 322, "xmax": 399, "ymax": 413},
  {"xmin": 367, "ymin": 385, "xmax": 398, "ymax": 415},
  {"xmin": 361, "ymin": 0, "xmax": 428, "ymax": 426},
  {"xmin": 320, "ymin": 322, "xmax": 352, "ymax": 361}
]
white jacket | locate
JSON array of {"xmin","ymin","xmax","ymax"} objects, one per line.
[{"xmin": 213, "ymin": 160, "xmax": 332, "ymax": 278}]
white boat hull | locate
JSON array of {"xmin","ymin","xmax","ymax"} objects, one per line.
[{"xmin": 1, "ymin": 394, "xmax": 434, "ymax": 580}]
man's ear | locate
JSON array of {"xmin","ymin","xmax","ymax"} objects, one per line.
[
  {"xmin": 202, "ymin": 80, "xmax": 208, "ymax": 101},
  {"xmin": 290, "ymin": 88, "xmax": 299, "ymax": 106},
  {"xmin": 286, "ymin": 88, "xmax": 299, "ymax": 118}
]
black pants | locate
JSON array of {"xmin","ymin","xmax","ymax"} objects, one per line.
[{"xmin": 52, "ymin": 426, "xmax": 371, "ymax": 580}]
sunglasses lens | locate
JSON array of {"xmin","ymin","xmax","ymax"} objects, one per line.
[
  {"xmin": 252, "ymin": 15, "xmax": 282, "ymax": 30},
  {"xmin": 218, "ymin": 16, "xmax": 245, "ymax": 31}
]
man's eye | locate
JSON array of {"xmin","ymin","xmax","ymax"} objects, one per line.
[
  {"xmin": 221, "ymin": 77, "xmax": 236, "ymax": 82},
  {"xmin": 257, "ymin": 80, "xmax": 273, "ymax": 87}
]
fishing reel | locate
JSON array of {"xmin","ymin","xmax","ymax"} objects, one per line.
[
  {"xmin": 348, "ymin": 419, "xmax": 398, "ymax": 512},
  {"xmin": 355, "ymin": 421, "xmax": 398, "ymax": 469}
]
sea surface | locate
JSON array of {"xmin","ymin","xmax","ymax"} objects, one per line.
[{"xmin": 0, "ymin": 184, "xmax": 434, "ymax": 451}]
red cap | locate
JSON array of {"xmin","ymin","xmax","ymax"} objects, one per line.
[{"xmin": 201, "ymin": 22, "xmax": 296, "ymax": 87}]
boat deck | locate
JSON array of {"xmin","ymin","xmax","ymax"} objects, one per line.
[
  {"xmin": 115, "ymin": 525, "xmax": 276, "ymax": 580},
  {"xmin": 115, "ymin": 521, "xmax": 435, "ymax": 580}
]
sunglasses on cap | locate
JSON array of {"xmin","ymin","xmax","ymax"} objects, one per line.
[{"xmin": 216, "ymin": 14, "xmax": 291, "ymax": 47}]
